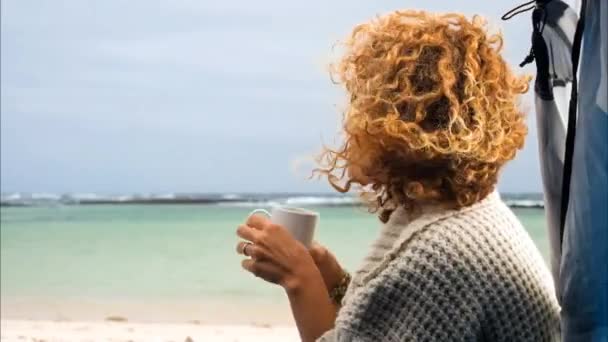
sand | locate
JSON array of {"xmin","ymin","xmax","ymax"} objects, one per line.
[
  {"xmin": 1, "ymin": 296, "xmax": 300, "ymax": 341},
  {"xmin": 0, "ymin": 320, "xmax": 300, "ymax": 342}
]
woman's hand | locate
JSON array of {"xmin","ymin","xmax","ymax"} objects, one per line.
[
  {"xmin": 236, "ymin": 214, "xmax": 338, "ymax": 342},
  {"xmin": 309, "ymin": 243, "xmax": 346, "ymax": 293},
  {"xmin": 236, "ymin": 214, "xmax": 321, "ymax": 293}
]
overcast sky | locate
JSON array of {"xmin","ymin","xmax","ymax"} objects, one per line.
[{"xmin": 1, "ymin": 1, "xmax": 544, "ymax": 194}]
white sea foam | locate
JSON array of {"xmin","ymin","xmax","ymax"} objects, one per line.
[
  {"xmin": 31, "ymin": 193, "xmax": 61, "ymax": 200},
  {"xmin": 70, "ymin": 193, "xmax": 103, "ymax": 200},
  {"xmin": 218, "ymin": 201, "xmax": 282, "ymax": 208},
  {"xmin": 284, "ymin": 196, "xmax": 358, "ymax": 206},
  {"xmin": 112, "ymin": 195, "xmax": 133, "ymax": 202},
  {"xmin": 151, "ymin": 193, "xmax": 176, "ymax": 200},
  {"xmin": 2, "ymin": 193, "xmax": 22, "ymax": 201},
  {"xmin": 222, "ymin": 194, "xmax": 241, "ymax": 200},
  {"xmin": 504, "ymin": 199, "xmax": 544, "ymax": 208}
]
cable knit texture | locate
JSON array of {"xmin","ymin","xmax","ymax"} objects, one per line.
[{"xmin": 318, "ymin": 192, "xmax": 560, "ymax": 342}]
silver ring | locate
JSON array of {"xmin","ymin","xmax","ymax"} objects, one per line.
[{"xmin": 243, "ymin": 242, "xmax": 253, "ymax": 257}]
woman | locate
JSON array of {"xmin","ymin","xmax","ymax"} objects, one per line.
[{"xmin": 235, "ymin": 11, "xmax": 560, "ymax": 342}]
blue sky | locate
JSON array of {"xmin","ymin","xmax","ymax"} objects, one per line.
[{"xmin": 1, "ymin": 1, "xmax": 543, "ymax": 194}]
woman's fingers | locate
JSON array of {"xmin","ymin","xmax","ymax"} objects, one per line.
[
  {"xmin": 236, "ymin": 224, "xmax": 261, "ymax": 242},
  {"xmin": 236, "ymin": 241, "xmax": 251, "ymax": 255},
  {"xmin": 237, "ymin": 223, "xmax": 284, "ymax": 250},
  {"xmin": 241, "ymin": 259, "xmax": 284, "ymax": 284},
  {"xmin": 309, "ymin": 242, "xmax": 328, "ymax": 265},
  {"xmin": 246, "ymin": 214, "xmax": 271, "ymax": 230},
  {"xmin": 236, "ymin": 218, "xmax": 319, "ymax": 292},
  {"xmin": 235, "ymin": 241, "xmax": 270, "ymax": 260}
]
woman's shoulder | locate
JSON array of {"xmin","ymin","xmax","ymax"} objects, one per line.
[
  {"xmin": 390, "ymin": 191, "xmax": 548, "ymax": 279},
  {"xmin": 378, "ymin": 190, "xmax": 557, "ymax": 309},
  {"xmin": 390, "ymin": 191, "xmax": 560, "ymax": 320},
  {"xmin": 386, "ymin": 191, "xmax": 520, "ymax": 256},
  {"xmin": 348, "ymin": 192, "xmax": 515, "ymax": 297}
]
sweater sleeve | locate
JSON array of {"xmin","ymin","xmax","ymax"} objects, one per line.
[{"xmin": 317, "ymin": 228, "xmax": 486, "ymax": 342}]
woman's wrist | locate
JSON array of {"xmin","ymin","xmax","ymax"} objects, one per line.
[
  {"xmin": 282, "ymin": 258, "xmax": 326, "ymax": 296},
  {"xmin": 283, "ymin": 263, "xmax": 337, "ymax": 342}
]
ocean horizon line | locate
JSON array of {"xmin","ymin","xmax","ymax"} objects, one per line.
[{"xmin": 0, "ymin": 191, "xmax": 545, "ymax": 209}]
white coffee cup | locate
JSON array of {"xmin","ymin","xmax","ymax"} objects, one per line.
[{"xmin": 249, "ymin": 206, "xmax": 318, "ymax": 248}]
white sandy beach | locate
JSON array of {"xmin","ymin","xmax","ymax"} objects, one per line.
[
  {"xmin": 1, "ymin": 296, "xmax": 300, "ymax": 341},
  {"xmin": 0, "ymin": 320, "xmax": 300, "ymax": 342}
]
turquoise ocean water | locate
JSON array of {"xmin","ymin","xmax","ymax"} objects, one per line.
[{"xmin": 0, "ymin": 204, "xmax": 549, "ymax": 323}]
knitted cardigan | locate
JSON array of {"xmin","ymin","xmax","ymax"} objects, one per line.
[{"xmin": 318, "ymin": 192, "xmax": 560, "ymax": 341}]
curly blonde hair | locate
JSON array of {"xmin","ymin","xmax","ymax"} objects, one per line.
[{"xmin": 316, "ymin": 11, "xmax": 530, "ymax": 219}]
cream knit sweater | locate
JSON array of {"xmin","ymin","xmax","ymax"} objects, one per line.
[{"xmin": 318, "ymin": 192, "xmax": 560, "ymax": 341}]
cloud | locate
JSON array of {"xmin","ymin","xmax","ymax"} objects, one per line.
[{"xmin": 1, "ymin": 0, "xmax": 542, "ymax": 193}]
